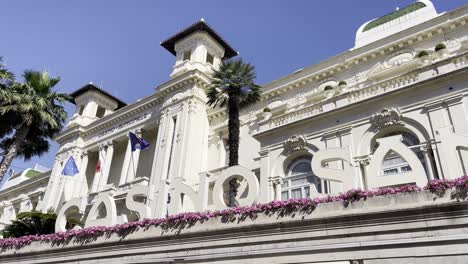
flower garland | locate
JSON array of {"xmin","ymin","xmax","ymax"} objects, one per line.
[{"xmin": 1, "ymin": 176, "xmax": 467, "ymax": 250}]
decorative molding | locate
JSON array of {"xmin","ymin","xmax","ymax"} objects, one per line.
[
  {"xmin": 283, "ymin": 135, "xmax": 307, "ymax": 154},
  {"xmin": 370, "ymin": 108, "xmax": 403, "ymax": 131},
  {"xmin": 269, "ymin": 175, "xmax": 283, "ymax": 185}
]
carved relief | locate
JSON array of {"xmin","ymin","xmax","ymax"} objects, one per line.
[
  {"xmin": 283, "ymin": 135, "xmax": 307, "ymax": 154},
  {"xmin": 187, "ymin": 99, "xmax": 198, "ymax": 114},
  {"xmin": 370, "ymin": 108, "xmax": 403, "ymax": 131},
  {"xmin": 384, "ymin": 51, "xmax": 414, "ymax": 67}
]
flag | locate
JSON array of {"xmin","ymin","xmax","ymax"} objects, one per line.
[
  {"xmin": 129, "ymin": 132, "xmax": 150, "ymax": 151},
  {"xmin": 96, "ymin": 159, "xmax": 101, "ymax": 173},
  {"xmin": 62, "ymin": 156, "xmax": 79, "ymax": 176}
]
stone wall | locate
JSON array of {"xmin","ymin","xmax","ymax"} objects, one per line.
[{"xmin": 2, "ymin": 190, "xmax": 467, "ymax": 264}]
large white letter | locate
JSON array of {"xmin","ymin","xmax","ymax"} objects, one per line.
[
  {"xmin": 55, "ymin": 197, "xmax": 87, "ymax": 233},
  {"xmin": 367, "ymin": 135, "xmax": 427, "ymax": 188},
  {"xmin": 85, "ymin": 192, "xmax": 117, "ymax": 228},
  {"xmin": 311, "ymin": 147, "xmax": 355, "ymax": 192},
  {"xmin": 212, "ymin": 165, "xmax": 259, "ymax": 210},
  {"xmin": 125, "ymin": 185, "xmax": 152, "ymax": 220}
]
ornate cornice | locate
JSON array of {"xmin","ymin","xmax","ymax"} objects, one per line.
[
  {"xmin": 254, "ymin": 54, "xmax": 468, "ymax": 138},
  {"xmin": 261, "ymin": 11, "xmax": 467, "ymax": 100},
  {"xmin": 0, "ymin": 173, "xmax": 50, "ymax": 201},
  {"xmin": 55, "ymin": 70, "xmax": 211, "ymax": 144}
]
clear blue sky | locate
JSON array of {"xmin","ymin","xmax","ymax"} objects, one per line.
[{"xmin": 1, "ymin": 0, "xmax": 465, "ymax": 176}]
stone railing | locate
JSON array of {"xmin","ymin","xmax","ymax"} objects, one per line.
[
  {"xmin": 1, "ymin": 181, "xmax": 467, "ymax": 263},
  {"xmin": 256, "ymin": 53, "xmax": 467, "ymax": 134}
]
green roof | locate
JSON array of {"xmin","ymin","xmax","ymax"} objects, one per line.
[
  {"xmin": 363, "ymin": 2, "xmax": 426, "ymax": 32},
  {"xmin": 25, "ymin": 169, "xmax": 41, "ymax": 178}
]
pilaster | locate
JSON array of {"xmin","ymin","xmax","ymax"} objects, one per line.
[{"xmin": 98, "ymin": 141, "xmax": 114, "ymax": 191}]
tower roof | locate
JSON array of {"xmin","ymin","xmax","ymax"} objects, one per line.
[
  {"xmin": 160, "ymin": 19, "xmax": 238, "ymax": 59},
  {"xmin": 70, "ymin": 83, "xmax": 127, "ymax": 109}
]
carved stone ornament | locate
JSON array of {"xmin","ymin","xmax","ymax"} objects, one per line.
[
  {"xmin": 370, "ymin": 108, "xmax": 403, "ymax": 131},
  {"xmin": 269, "ymin": 176, "xmax": 284, "ymax": 186},
  {"xmin": 283, "ymin": 135, "xmax": 307, "ymax": 154}
]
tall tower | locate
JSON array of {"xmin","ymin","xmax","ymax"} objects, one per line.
[{"xmin": 151, "ymin": 20, "xmax": 238, "ymax": 213}]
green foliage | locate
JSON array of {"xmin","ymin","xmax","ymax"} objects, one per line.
[
  {"xmin": 435, "ymin": 43, "xmax": 447, "ymax": 52},
  {"xmin": 0, "ymin": 69, "xmax": 71, "ymax": 161},
  {"xmin": 417, "ymin": 50, "xmax": 429, "ymax": 58},
  {"xmin": 1, "ymin": 211, "xmax": 57, "ymax": 238},
  {"xmin": 363, "ymin": 2, "xmax": 426, "ymax": 32},
  {"xmin": 338, "ymin": 81, "xmax": 347, "ymax": 86},
  {"xmin": 263, "ymin": 107, "xmax": 271, "ymax": 113},
  {"xmin": 206, "ymin": 59, "xmax": 262, "ymax": 108},
  {"xmin": 205, "ymin": 59, "xmax": 262, "ymax": 166},
  {"xmin": 0, "ymin": 58, "xmax": 16, "ymax": 138},
  {"xmin": 324, "ymin": 85, "xmax": 334, "ymax": 91}
]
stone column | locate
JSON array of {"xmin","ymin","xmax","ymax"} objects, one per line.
[
  {"xmin": 119, "ymin": 137, "xmax": 132, "ymax": 186},
  {"xmin": 259, "ymin": 149, "xmax": 271, "ymax": 203},
  {"xmin": 356, "ymin": 157, "xmax": 370, "ymax": 190},
  {"xmin": 128, "ymin": 129, "xmax": 142, "ymax": 183},
  {"xmin": 424, "ymin": 102, "xmax": 451, "ymax": 178},
  {"xmin": 38, "ymin": 157, "xmax": 63, "ymax": 212},
  {"xmin": 270, "ymin": 177, "xmax": 283, "ymax": 201},
  {"xmin": 91, "ymin": 144, "xmax": 106, "ymax": 193},
  {"xmin": 421, "ymin": 145, "xmax": 435, "ymax": 180},
  {"xmin": 150, "ymin": 109, "xmax": 174, "ymax": 185},
  {"xmin": 98, "ymin": 141, "xmax": 114, "ymax": 191},
  {"xmin": 120, "ymin": 129, "xmax": 143, "ymax": 185},
  {"xmin": 76, "ymin": 151, "xmax": 89, "ymax": 197}
]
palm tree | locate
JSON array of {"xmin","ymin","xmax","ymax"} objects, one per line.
[
  {"xmin": 206, "ymin": 59, "xmax": 262, "ymax": 166},
  {"xmin": 0, "ymin": 58, "xmax": 16, "ymax": 139},
  {"xmin": 1, "ymin": 211, "xmax": 57, "ymax": 238},
  {"xmin": 0, "ymin": 70, "xmax": 70, "ymax": 182}
]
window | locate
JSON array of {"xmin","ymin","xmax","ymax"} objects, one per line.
[
  {"xmin": 382, "ymin": 151, "xmax": 411, "ymax": 175},
  {"xmin": 183, "ymin": 51, "xmax": 191, "ymax": 61},
  {"xmin": 374, "ymin": 131, "xmax": 424, "ymax": 176},
  {"xmin": 96, "ymin": 106, "xmax": 106, "ymax": 118},
  {"xmin": 206, "ymin": 53, "xmax": 214, "ymax": 64},
  {"xmin": 78, "ymin": 105, "xmax": 85, "ymax": 115},
  {"xmin": 281, "ymin": 156, "xmax": 324, "ymax": 200}
]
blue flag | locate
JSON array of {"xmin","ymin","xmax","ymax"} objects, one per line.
[
  {"xmin": 129, "ymin": 132, "xmax": 150, "ymax": 151},
  {"xmin": 62, "ymin": 156, "xmax": 79, "ymax": 176}
]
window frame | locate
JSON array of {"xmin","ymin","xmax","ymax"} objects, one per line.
[
  {"xmin": 281, "ymin": 156, "xmax": 325, "ymax": 200},
  {"xmin": 206, "ymin": 52, "xmax": 214, "ymax": 65},
  {"xmin": 183, "ymin": 50, "xmax": 191, "ymax": 61}
]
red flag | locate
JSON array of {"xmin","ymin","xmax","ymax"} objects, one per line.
[{"xmin": 96, "ymin": 160, "xmax": 101, "ymax": 173}]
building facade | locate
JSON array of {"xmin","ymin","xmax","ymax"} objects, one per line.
[{"xmin": 1, "ymin": 1, "xmax": 468, "ymax": 263}]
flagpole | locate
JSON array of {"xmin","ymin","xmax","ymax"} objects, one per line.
[{"xmin": 130, "ymin": 150, "xmax": 137, "ymax": 182}]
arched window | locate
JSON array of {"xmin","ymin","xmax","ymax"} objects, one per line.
[
  {"xmin": 281, "ymin": 156, "xmax": 323, "ymax": 200},
  {"xmin": 373, "ymin": 131, "xmax": 430, "ymax": 176}
]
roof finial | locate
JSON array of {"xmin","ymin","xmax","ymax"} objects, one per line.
[
  {"xmin": 200, "ymin": 18, "xmax": 205, "ymax": 22},
  {"xmin": 396, "ymin": 6, "xmax": 400, "ymax": 11},
  {"xmin": 89, "ymin": 81, "xmax": 93, "ymax": 85}
]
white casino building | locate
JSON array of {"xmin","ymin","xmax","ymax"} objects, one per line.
[{"xmin": 1, "ymin": 1, "xmax": 468, "ymax": 263}]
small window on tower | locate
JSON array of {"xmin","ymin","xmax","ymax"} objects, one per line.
[
  {"xmin": 78, "ymin": 105, "xmax": 85, "ymax": 116},
  {"xmin": 96, "ymin": 106, "xmax": 106, "ymax": 118},
  {"xmin": 183, "ymin": 51, "xmax": 191, "ymax": 61},
  {"xmin": 206, "ymin": 53, "xmax": 214, "ymax": 65}
]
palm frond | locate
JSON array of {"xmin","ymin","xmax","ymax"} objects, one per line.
[{"xmin": 206, "ymin": 58, "xmax": 262, "ymax": 109}]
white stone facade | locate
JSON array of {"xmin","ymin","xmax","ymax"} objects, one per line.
[{"xmin": 1, "ymin": 1, "xmax": 468, "ymax": 262}]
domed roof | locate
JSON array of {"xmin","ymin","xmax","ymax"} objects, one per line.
[{"xmin": 355, "ymin": 0, "xmax": 438, "ymax": 48}]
